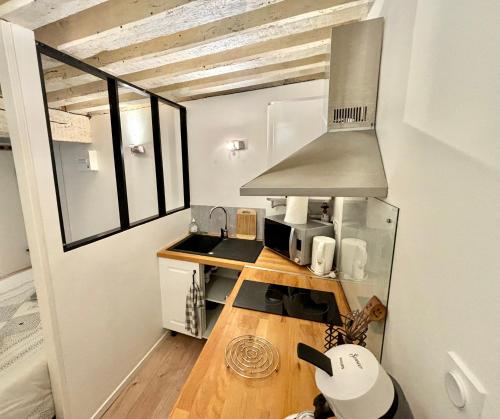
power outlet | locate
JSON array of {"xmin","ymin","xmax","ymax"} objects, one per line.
[{"xmin": 445, "ymin": 352, "xmax": 486, "ymax": 418}]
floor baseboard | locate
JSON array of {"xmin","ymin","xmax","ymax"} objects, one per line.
[{"xmin": 90, "ymin": 331, "xmax": 168, "ymax": 419}]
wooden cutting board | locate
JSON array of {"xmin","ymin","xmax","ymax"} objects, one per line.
[{"xmin": 236, "ymin": 208, "xmax": 257, "ymax": 240}]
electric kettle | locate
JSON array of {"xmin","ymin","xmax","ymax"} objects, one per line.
[
  {"xmin": 294, "ymin": 344, "xmax": 414, "ymax": 419},
  {"xmin": 311, "ymin": 236, "xmax": 335, "ymax": 276}
]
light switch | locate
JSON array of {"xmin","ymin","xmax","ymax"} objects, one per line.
[
  {"xmin": 88, "ymin": 150, "xmax": 98, "ymax": 171},
  {"xmin": 77, "ymin": 150, "xmax": 99, "ymax": 171},
  {"xmin": 445, "ymin": 352, "xmax": 486, "ymax": 418}
]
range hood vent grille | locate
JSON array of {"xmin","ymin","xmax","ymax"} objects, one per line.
[{"xmin": 331, "ymin": 104, "xmax": 369, "ymax": 126}]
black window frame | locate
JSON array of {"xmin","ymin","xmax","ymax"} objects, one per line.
[{"xmin": 36, "ymin": 42, "xmax": 190, "ymax": 252}]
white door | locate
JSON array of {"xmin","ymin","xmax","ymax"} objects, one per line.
[{"xmin": 159, "ymin": 258, "xmax": 204, "ymax": 338}]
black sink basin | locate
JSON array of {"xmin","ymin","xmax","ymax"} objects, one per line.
[
  {"xmin": 169, "ymin": 234, "xmax": 263, "ymax": 263},
  {"xmin": 170, "ymin": 234, "xmax": 222, "ymax": 254}
]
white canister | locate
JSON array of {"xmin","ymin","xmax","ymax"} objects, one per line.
[
  {"xmin": 284, "ymin": 197, "xmax": 309, "ymax": 225},
  {"xmin": 311, "ymin": 236, "xmax": 335, "ymax": 276}
]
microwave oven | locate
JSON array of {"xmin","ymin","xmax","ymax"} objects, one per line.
[{"xmin": 264, "ymin": 214, "xmax": 334, "ymax": 265}]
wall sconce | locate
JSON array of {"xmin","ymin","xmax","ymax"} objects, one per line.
[
  {"xmin": 226, "ymin": 140, "xmax": 246, "ymax": 152},
  {"xmin": 129, "ymin": 144, "xmax": 146, "ymax": 155}
]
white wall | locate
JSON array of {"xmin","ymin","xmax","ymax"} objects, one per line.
[
  {"xmin": 372, "ymin": 1, "xmax": 500, "ymax": 418},
  {"xmin": 0, "ymin": 148, "xmax": 30, "ymax": 276},
  {"xmin": 183, "ymin": 79, "xmax": 328, "ymax": 209},
  {"xmin": 0, "ymin": 22, "xmax": 191, "ymax": 419},
  {"xmin": 46, "ymin": 211, "xmax": 190, "ymax": 418}
]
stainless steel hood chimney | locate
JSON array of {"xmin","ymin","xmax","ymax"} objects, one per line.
[{"xmin": 240, "ymin": 18, "xmax": 387, "ymax": 197}]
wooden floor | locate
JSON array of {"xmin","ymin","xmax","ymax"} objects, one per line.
[{"xmin": 102, "ymin": 334, "xmax": 205, "ymax": 419}]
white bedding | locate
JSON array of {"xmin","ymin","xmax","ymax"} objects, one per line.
[{"xmin": 0, "ymin": 271, "xmax": 55, "ymax": 419}]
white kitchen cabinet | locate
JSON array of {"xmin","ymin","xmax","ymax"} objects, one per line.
[{"xmin": 159, "ymin": 258, "xmax": 204, "ymax": 338}]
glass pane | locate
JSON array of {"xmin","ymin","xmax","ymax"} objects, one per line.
[
  {"xmin": 39, "ymin": 54, "xmax": 121, "ymax": 245},
  {"xmin": 335, "ymin": 197, "xmax": 399, "ymax": 360},
  {"xmin": 158, "ymin": 101, "xmax": 184, "ymax": 211},
  {"xmin": 118, "ymin": 85, "xmax": 158, "ymax": 223}
]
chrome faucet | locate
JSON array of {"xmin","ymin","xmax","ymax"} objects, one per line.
[{"xmin": 209, "ymin": 206, "xmax": 228, "ymax": 239}]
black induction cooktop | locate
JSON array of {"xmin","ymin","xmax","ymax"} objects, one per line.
[{"xmin": 233, "ymin": 280, "xmax": 342, "ymax": 325}]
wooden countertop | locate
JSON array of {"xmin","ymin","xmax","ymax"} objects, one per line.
[
  {"xmin": 157, "ymin": 234, "xmax": 317, "ymax": 275},
  {"xmin": 158, "ymin": 246, "xmax": 249, "ymax": 271},
  {"xmin": 254, "ymin": 247, "xmax": 313, "ymax": 275},
  {"xmin": 169, "ymin": 267, "xmax": 350, "ymax": 419}
]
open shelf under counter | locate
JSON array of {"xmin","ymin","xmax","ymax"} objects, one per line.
[
  {"xmin": 203, "ymin": 303, "xmax": 224, "ymax": 339},
  {"xmin": 205, "ymin": 276, "xmax": 237, "ymax": 304}
]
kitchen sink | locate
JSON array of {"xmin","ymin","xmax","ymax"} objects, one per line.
[
  {"xmin": 170, "ymin": 234, "xmax": 222, "ymax": 254},
  {"xmin": 169, "ymin": 234, "xmax": 263, "ymax": 263}
]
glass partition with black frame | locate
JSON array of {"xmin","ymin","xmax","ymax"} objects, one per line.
[{"xmin": 36, "ymin": 43, "xmax": 190, "ymax": 251}]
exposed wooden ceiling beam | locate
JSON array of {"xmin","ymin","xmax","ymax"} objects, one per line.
[
  {"xmin": 35, "ymin": 0, "xmax": 191, "ymax": 47},
  {"xmin": 38, "ymin": 0, "xmax": 283, "ymax": 56},
  {"xmin": 0, "ymin": 0, "xmax": 29, "ymax": 11},
  {"xmin": 170, "ymin": 65, "xmax": 328, "ymax": 98},
  {"xmin": 46, "ymin": 27, "xmax": 332, "ymax": 105},
  {"xmin": 48, "ymin": 108, "xmax": 91, "ymax": 143},
  {"xmin": 71, "ymin": 69, "xmax": 328, "ymax": 113},
  {"xmin": 41, "ymin": 0, "xmax": 359, "ymax": 78},
  {"xmin": 176, "ymin": 72, "xmax": 327, "ymax": 102},
  {"xmin": 42, "ymin": 0, "xmax": 369, "ymax": 87},
  {"xmin": 0, "ymin": 0, "xmax": 107, "ymax": 30},
  {"xmin": 9, "ymin": 0, "xmax": 372, "ymax": 106},
  {"xmin": 64, "ymin": 54, "xmax": 329, "ymax": 112}
]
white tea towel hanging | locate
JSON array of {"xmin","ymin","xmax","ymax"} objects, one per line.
[{"xmin": 185, "ymin": 270, "xmax": 204, "ymax": 335}]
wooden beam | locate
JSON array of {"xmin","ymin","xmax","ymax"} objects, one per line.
[
  {"xmin": 37, "ymin": 0, "xmax": 284, "ymax": 56},
  {"xmin": 64, "ymin": 54, "xmax": 329, "ymax": 112},
  {"xmin": 48, "ymin": 108, "xmax": 91, "ymax": 143},
  {"xmin": 170, "ymin": 65, "xmax": 328, "ymax": 99},
  {"xmin": 46, "ymin": 28, "xmax": 332, "ymax": 105},
  {"xmin": 47, "ymin": 42, "xmax": 330, "ymax": 109},
  {"xmin": 0, "ymin": 0, "xmax": 35, "ymax": 16},
  {"xmin": 70, "ymin": 70, "xmax": 328, "ymax": 113},
  {"xmin": 176, "ymin": 73, "xmax": 327, "ymax": 102},
  {"xmin": 35, "ymin": 0, "xmax": 191, "ymax": 47},
  {"xmin": 42, "ymin": 0, "xmax": 369, "ymax": 85},
  {"xmin": 42, "ymin": 0, "xmax": 361, "ymax": 79},
  {"xmin": 1, "ymin": 88, "xmax": 91, "ymax": 141},
  {"xmin": 0, "ymin": 0, "xmax": 107, "ymax": 30}
]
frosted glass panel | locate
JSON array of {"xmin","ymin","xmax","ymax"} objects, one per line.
[{"xmin": 336, "ymin": 197, "xmax": 399, "ymax": 360}]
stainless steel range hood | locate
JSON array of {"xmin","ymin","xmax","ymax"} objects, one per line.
[{"xmin": 240, "ymin": 18, "xmax": 388, "ymax": 198}]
